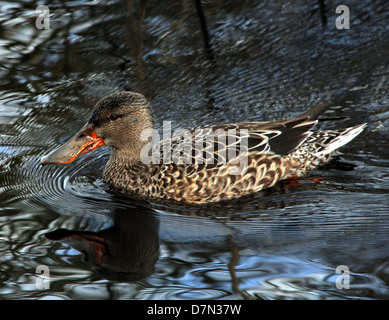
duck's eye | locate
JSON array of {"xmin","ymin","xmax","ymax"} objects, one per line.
[{"xmin": 109, "ymin": 113, "xmax": 119, "ymax": 121}]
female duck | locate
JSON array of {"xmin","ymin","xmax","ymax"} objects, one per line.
[{"xmin": 41, "ymin": 91, "xmax": 366, "ymax": 204}]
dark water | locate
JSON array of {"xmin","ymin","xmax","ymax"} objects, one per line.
[{"xmin": 0, "ymin": 0, "xmax": 388, "ymax": 300}]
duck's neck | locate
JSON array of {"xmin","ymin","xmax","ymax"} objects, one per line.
[
  {"xmin": 108, "ymin": 147, "xmax": 141, "ymax": 167},
  {"xmin": 103, "ymin": 147, "xmax": 139, "ymax": 178}
]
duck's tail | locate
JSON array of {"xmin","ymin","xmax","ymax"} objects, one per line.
[
  {"xmin": 313, "ymin": 123, "xmax": 367, "ymax": 156},
  {"xmin": 287, "ymin": 123, "xmax": 367, "ymax": 177},
  {"xmin": 297, "ymin": 102, "xmax": 367, "ymax": 156}
]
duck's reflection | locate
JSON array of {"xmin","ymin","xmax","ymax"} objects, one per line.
[{"xmin": 45, "ymin": 204, "xmax": 160, "ymax": 281}]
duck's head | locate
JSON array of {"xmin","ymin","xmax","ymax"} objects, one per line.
[{"xmin": 41, "ymin": 91, "xmax": 154, "ymax": 165}]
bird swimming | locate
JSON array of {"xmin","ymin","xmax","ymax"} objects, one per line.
[{"xmin": 41, "ymin": 91, "xmax": 366, "ymax": 204}]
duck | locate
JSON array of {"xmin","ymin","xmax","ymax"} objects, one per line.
[{"xmin": 41, "ymin": 91, "xmax": 366, "ymax": 204}]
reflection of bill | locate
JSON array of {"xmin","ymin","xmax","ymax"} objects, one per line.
[
  {"xmin": 35, "ymin": 5, "xmax": 50, "ymax": 30},
  {"xmin": 35, "ymin": 265, "xmax": 50, "ymax": 289},
  {"xmin": 45, "ymin": 205, "xmax": 160, "ymax": 281}
]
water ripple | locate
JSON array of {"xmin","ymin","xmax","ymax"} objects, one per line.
[{"xmin": 1, "ymin": 0, "xmax": 389, "ymax": 300}]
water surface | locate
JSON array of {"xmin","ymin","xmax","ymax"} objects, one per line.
[{"xmin": 0, "ymin": 0, "xmax": 388, "ymax": 299}]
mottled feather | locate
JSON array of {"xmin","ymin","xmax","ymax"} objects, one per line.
[{"xmin": 99, "ymin": 93, "xmax": 366, "ymax": 204}]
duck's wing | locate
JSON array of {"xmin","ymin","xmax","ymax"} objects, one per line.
[
  {"xmin": 149, "ymin": 103, "xmax": 330, "ymax": 170},
  {"xmin": 148, "ymin": 117, "xmax": 316, "ymax": 169},
  {"xmin": 232, "ymin": 116, "xmax": 317, "ymax": 155},
  {"xmin": 210, "ymin": 102, "xmax": 331, "ymax": 157}
]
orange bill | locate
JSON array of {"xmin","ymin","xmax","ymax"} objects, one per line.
[{"xmin": 40, "ymin": 123, "xmax": 104, "ymax": 165}]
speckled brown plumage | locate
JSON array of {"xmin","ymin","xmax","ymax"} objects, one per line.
[
  {"xmin": 41, "ymin": 91, "xmax": 366, "ymax": 204},
  {"xmin": 95, "ymin": 92, "xmax": 366, "ymax": 204}
]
